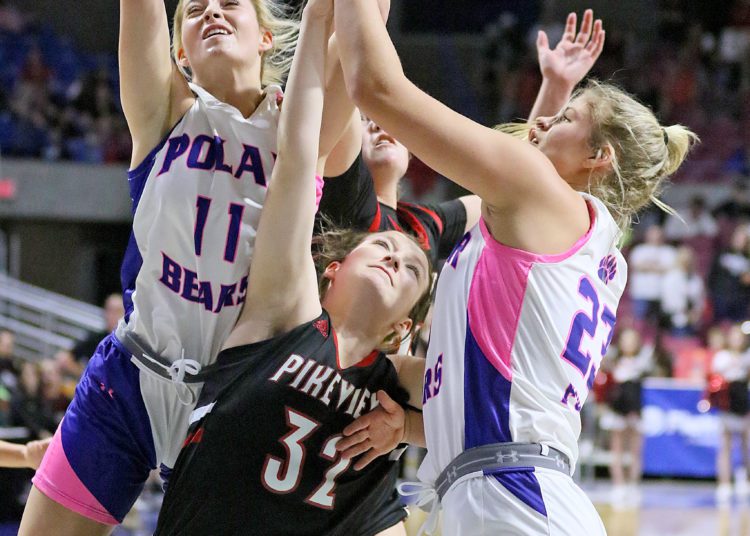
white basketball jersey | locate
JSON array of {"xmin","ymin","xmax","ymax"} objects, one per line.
[
  {"xmin": 418, "ymin": 194, "xmax": 627, "ymax": 484},
  {"xmin": 118, "ymin": 83, "xmax": 280, "ymax": 366}
]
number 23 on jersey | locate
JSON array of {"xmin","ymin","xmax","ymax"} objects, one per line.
[{"xmin": 560, "ymin": 276, "xmax": 616, "ymax": 411}]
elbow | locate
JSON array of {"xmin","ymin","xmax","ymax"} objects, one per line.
[
  {"xmin": 343, "ymin": 65, "xmax": 372, "ymax": 107},
  {"xmin": 344, "ymin": 67, "xmax": 395, "ymax": 115}
]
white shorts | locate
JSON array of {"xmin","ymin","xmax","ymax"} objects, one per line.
[
  {"xmin": 720, "ymin": 412, "xmax": 749, "ymax": 434},
  {"xmin": 441, "ymin": 467, "xmax": 605, "ymax": 536}
]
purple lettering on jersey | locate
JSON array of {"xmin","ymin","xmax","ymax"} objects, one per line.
[
  {"xmin": 159, "ymin": 253, "xmax": 182, "ymax": 292},
  {"xmin": 224, "ymin": 203, "xmax": 244, "ymax": 263},
  {"xmin": 422, "ymin": 369, "xmax": 433, "ymax": 405},
  {"xmin": 447, "ymin": 232, "xmax": 471, "ymax": 269},
  {"xmin": 187, "ymin": 134, "xmax": 217, "ymax": 170},
  {"xmin": 560, "ymin": 276, "xmax": 618, "ymax": 405},
  {"xmin": 234, "ymin": 144, "xmax": 267, "ymax": 185},
  {"xmin": 561, "ymin": 276, "xmax": 599, "ymax": 378},
  {"xmin": 213, "ymin": 283, "xmax": 237, "ymax": 314},
  {"xmin": 586, "ymin": 365, "xmax": 597, "ymax": 392},
  {"xmin": 181, "ymin": 268, "xmax": 202, "ymax": 303},
  {"xmin": 237, "ymin": 276, "xmax": 248, "ymax": 305},
  {"xmin": 560, "ymin": 383, "xmax": 582, "ymax": 411},
  {"xmin": 422, "ymin": 353, "xmax": 443, "ymax": 404},
  {"xmin": 158, "ymin": 252, "xmax": 247, "ymax": 315},
  {"xmin": 194, "ymin": 196, "xmax": 212, "ymax": 256},
  {"xmin": 197, "ymin": 281, "xmax": 213, "ymax": 311},
  {"xmin": 213, "ymin": 136, "xmax": 234, "ymax": 175},
  {"xmin": 158, "ymin": 134, "xmax": 190, "ymax": 175}
]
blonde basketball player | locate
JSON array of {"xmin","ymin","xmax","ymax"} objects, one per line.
[
  {"xmin": 331, "ymin": 1, "xmax": 696, "ymax": 534},
  {"xmin": 21, "ymin": 0, "xmax": 358, "ymax": 533}
]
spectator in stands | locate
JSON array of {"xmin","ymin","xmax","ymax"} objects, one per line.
[
  {"xmin": 674, "ymin": 325, "xmax": 725, "ymax": 380},
  {"xmin": 712, "ymin": 323, "xmax": 750, "ymax": 505},
  {"xmin": 708, "ymin": 225, "xmax": 750, "ymax": 322},
  {"xmin": 72, "ymin": 66, "xmax": 119, "ymax": 121},
  {"xmin": 59, "ymin": 292, "xmax": 124, "ymax": 376},
  {"xmin": 600, "ymin": 328, "xmax": 652, "ymax": 508},
  {"xmin": 661, "ymin": 245, "xmax": 705, "ymax": 336},
  {"xmin": 0, "ymin": 328, "xmax": 19, "ymax": 390},
  {"xmin": 39, "ymin": 359, "xmax": 70, "ymax": 421},
  {"xmin": 0, "ymin": 383, "xmax": 10, "ymax": 426},
  {"xmin": 9, "ymin": 361, "xmax": 56, "ymax": 440},
  {"xmin": 627, "ymin": 225, "xmax": 677, "ymax": 328},
  {"xmin": 713, "ymin": 180, "xmax": 750, "ymax": 221},
  {"xmin": 663, "ymin": 195, "xmax": 718, "ymax": 242}
]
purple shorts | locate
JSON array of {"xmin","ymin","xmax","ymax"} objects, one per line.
[{"xmin": 33, "ymin": 333, "xmax": 156, "ymax": 524}]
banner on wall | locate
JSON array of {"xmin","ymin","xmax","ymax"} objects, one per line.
[{"xmin": 641, "ymin": 378, "xmax": 722, "ymax": 478}]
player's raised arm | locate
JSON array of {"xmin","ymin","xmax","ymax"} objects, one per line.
[
  {"xmin": 333, "ymin": 0, "xmax": 583, "ymax": 226},
  {"xmin": 527, "ymin": 9, "xmax": 605, "ymax": 123},
  {"xmin": 226, "ymin": 0, "xmax": 330, "ymax": 344},
  {"xmin": 119, "ymin": 0, "xmax": 190, "ymax": 168}
]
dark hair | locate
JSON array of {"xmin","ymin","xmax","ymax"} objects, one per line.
[{"xmin": 312, "ymin": 227, "xmax": 434, "ymax": 352}]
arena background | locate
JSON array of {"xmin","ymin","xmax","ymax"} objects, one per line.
[{"xmin": 1, "ymin": 0, "xmax": 749, "ymax": 534}]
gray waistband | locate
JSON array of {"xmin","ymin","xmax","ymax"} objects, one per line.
[
  {"xmin": 118, "ymin": 329, "xmax": 215, "ymax": 384},
  {"xmin": 435, "ymin": 442, "xmax": 571, "ymax": 500}
]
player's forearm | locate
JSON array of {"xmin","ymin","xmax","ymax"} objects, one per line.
[
  {"xmin": 527, "ymin": 78, "xmax": 576, "ymax": 124},
  {"xmin": 334, "ymin": 0, "xmax": 405, "ymax": 108},
  {"xmin": 0, "ymin": 441, "xmax": 28, "ymax": 468},
  {"xmin": 403, "ymin": 409, "xmax": 426, "ymax": 447},
  {"xmin": 277, "ymin": 11, "xmax": 328, "ymax": 174}
]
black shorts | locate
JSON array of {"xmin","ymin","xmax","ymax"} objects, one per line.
[
  {"xmin": 728, "ymin": 380, "xmax": 749, "ymax": 416},
  {"xmin": 609, "ymin": 380, "xmax": 642, "ymax": 416}
]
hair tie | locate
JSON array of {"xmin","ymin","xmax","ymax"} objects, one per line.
[{"xmin": 662, "ymin": 128, "xmax": 669, "ymax": 146}]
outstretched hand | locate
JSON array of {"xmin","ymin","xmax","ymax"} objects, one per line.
[
  {"xmin": 536, "ymin": 9, "xmax": 605, "ymax": 90},
  {"xmin": 336, "ymin": 390, "xmax": 405, "ymax": 471}
]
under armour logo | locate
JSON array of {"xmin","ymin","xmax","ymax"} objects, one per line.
[
  {"xmin": 446, "ymin": 466, "xmax": 458, "ymax": 484},
  {"xmin": 496, "ymin": 450, "xmax": 519, "ymax": 464},
  {"xmin": 554, "ymin": 455, "xmax": 566, "ymax": 469}
]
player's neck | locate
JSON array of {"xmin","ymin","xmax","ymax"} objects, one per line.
[
  {"xmin": 327, "ymin": 314, "xmax": 385, "ymax": 369},
  {"xmin": 193, "ymin": 69, "xmax": 265, "ymax": 118},
  {"xmin": 373, "ymin": 173, "xmax": 399, "ymax": 209}
]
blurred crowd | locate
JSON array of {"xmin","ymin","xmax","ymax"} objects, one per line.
[
  {"xmin": 0, "ymin": 3, "xmax": 130, "ymax": 163},
  {"xmin": 0, "ymin": 0, "xmax": 749, "ymax": 176},
  {"xmin": 483, "ymin": 0, "xmax": 750, "ymax": 184},
  {"xmin": 0, "ymin": 294, "xmax": 123, "ymax": 441}
]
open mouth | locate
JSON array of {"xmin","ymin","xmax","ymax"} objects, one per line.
[
  {"xmin": 375, "ymin": 134, "xmax": 395, "ymax": 148},
  {"xmin": 202, "ymin": 25, "xmax": 231, "ymax": 39}
]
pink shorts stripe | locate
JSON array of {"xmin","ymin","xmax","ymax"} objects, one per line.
[{"xmin": 32, "ymin": 424, "xmax": 119, "ymax": 526}]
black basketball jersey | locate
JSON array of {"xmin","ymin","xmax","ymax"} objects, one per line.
[
  {"xmin": 155, "ymin": 311, "xmax": 409, "ymax": 536},
  {"xmin": 317, "ymin": 153, "xmax": 467, "ymax": 264}
]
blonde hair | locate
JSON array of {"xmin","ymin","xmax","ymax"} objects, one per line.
[
  {"xmin": 495, "ymin": 80, "xmax": 698, "ymax": 232},
  {"xmin": 171, "ymin": 0, "xmax": 300, "ymax": 87}
]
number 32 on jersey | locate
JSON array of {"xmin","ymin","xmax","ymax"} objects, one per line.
[{"xmin": 560, "ymin": 276, "xmax": 616, "ymax": 412}]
